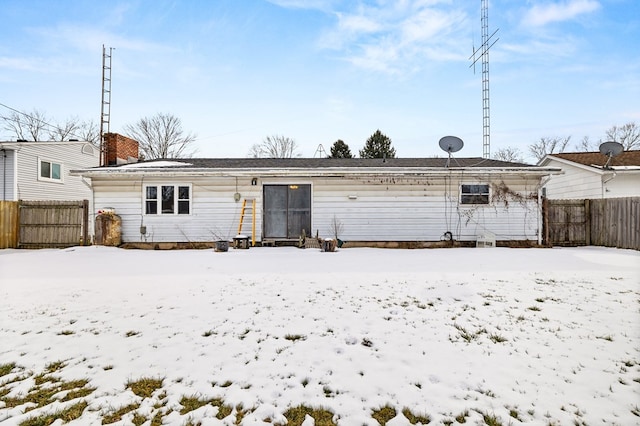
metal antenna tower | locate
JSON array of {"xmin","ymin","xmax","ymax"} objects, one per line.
[
  {"xmin": 314, "ymin": 144, "xmax": 327, "ymax": 158},
  {"xmin": 469, "ymin": 0, "xmax": 498, "ymax": 159},
  {"xmin": 100, "ymin": 45, "xmax": 113, "ymax": 166}
]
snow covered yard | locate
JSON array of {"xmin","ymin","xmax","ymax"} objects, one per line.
[{"xmin": 0, "ymin": 246, "xmax": 638, "ymax": 426}]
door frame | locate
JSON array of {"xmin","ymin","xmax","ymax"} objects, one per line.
[{"xmin": 262, "ymin": 182, "xmax": 312, "ymax": 240}]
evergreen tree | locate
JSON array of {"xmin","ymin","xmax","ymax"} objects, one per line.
[
  {"xmin": 359, "ymin": 130, "xmax": 396, "ymax": 159},
  {"xmin": 329, "ymin": 139, "xmax": 353, "ymax": 158}
]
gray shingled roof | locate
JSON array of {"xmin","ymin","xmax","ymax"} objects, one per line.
[{"xmin": 118, "ymin": 157, "xmax": 534, "ymax": 169}]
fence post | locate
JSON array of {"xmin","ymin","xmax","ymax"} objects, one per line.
[
  {"xmin": 82, "ymin": 199, "xmax": 89, "ymax": 245},
  {"xmin": 584, "ymin": 199, "xmax": 591, "ymax": 246},
  {"xmin": 543, "ymin": 197, "xmax": 550, "ymax": 246}
]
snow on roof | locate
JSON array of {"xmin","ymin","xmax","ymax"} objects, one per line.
[{"xmin": 119, "ymin": 160, "xmax": 193, "ymax": 168}]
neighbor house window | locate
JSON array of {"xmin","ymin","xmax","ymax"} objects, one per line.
[
  {"xmin": 38, "ymin": 159, "xmax": 62, "ymax": 182},
  {"xmin": 144, "ymin": 185, "xmax": 190, "ymax": 215},
  {"xmin": 460, "ymin": 184, "xmax": 490, "ymax": 204}
]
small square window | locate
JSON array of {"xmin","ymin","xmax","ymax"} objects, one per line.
[
  {"xmin": 39, "ymin": 159, "xmax": 62, "ymax": 181},
  {"xmin": 461, "ymin": 184, "xmax": 490, "ymax": 204}
]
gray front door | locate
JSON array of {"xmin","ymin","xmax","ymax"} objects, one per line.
[{"xmin": 263, "ymin": 184, "xmax": 311, "ymax": 239}]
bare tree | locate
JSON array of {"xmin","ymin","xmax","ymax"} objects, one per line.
[
  {"xmin": 529, "ymin": 136, "xmax": 571, "ymax": 162},
  {"xmin": 574, "ymin": 135, "xmax": 599, "ymax": 152},
  {"xmin": 1, "ymin": 109, "xmax": 50, "ymax": 141},
  {"xmin": 249, "ymin": 135, "xmax": 301, "ymax": 158},
  {"xmin": 606, "ymin": 122, "xmax": 639, "ymax": 150},
  {"xmin": 1, "ymin": 109, "xmax": 100, "ymax": 144},
  {"xmin": 48, "ymin": 116, "xmax": 80, "ymax": 141},
  {"xmin": 123, "ymin": 113, "xmax": 197, "ymax": 159},
  {"xmin": 493, "ymin": 147, "xmax": 524, "ymax": 163},
  {"xmin": 76, "ymin": 120, "xmax": 100, "ymax": 145}
]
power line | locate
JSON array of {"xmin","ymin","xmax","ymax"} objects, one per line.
[{"xmin": 0, "ymin": 101, "xmax": 95, "ymax": 142}]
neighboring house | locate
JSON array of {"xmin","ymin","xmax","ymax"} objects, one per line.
[
  {"xmin": 0, "ymin": 140, "xmax": 99, "ymax": 202},
  {"xmin": 538, "ymin": 150, "xmax": 640, "ymax": 199},
  {"xmin": 74, "ymin": 154, "xmax": 560, "ymax": 246}
]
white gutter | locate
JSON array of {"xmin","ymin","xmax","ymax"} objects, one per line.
[{"xmin": 72, "ymin": 167, "xmax": 562, "ymax": 179}]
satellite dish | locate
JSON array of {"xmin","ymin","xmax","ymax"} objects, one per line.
[
  {"xmin": 439, "ymin": 136, "xmax": 464, "ymax": 153},
  {"xmin": 599, "ymin": 141, "xmax": 623, "ymax": 169},
  {"xmin": 599, "ymin": 141, "xmax": 623, "ymax": 157}
]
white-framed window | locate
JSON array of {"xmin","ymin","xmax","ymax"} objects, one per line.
[
  {"xmin": 144, "ymin": 184, "xmax": 191, "ymax": 215},
  {"xmin": 38, "ymin": 158, "xmax": 63, "ymax": 182},
  {"xmin": 460, "ymin": 184, "xmax": 490, "ymax": 205}
]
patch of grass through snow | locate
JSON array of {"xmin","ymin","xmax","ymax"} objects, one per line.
[
  {"xmin": 278, "ymin": 405, "xmax": 337, "ymax": 426},
  {"xmin": 372, "ymin": 404, "xmax": 396, "ymax": 425},
  {"xmin": 454, "ymin": 409, "xmax": 469, "ymax": 423},
  {"xmin": 179, "ymin": 395, "xmax": 233, "ymax": 419},
  {"xmin": 19, "ymin": 400, "xmax": 88, "ymax": 426},
  {"xmin": 284, "ymin": 334, "xmax": 306, "ymax": 342},
  {"xmin": 126, "ymin": 377, "xmax": 164, "ymax": 398},
  {"xmin": 102, "ymin": 402, "xmax": 140, "ymax": 424},
  {"xmin": 0, "ymin": 362, "xmax": 17, "ymax": 377},
  {"xmin": 1, "ymin": 361, "xmax": 95, "ymax": 412},
  {"xmin": 402, "ymin": 407, "xmax": 431, "ymax": 424}
]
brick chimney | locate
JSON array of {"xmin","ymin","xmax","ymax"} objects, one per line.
[{"xmin": 103, "ymin": 133, "xmax": 139, "ymax": 166}]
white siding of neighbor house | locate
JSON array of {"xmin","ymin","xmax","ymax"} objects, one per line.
[
  {"xmin": 0, "ymin": 148, "xmax": 17, "ymax": 200},
  {"xmin": 543, "ymin": 160, "xmax": 603, "ymax": 199},
  {"xmin": 0, "ymin": 141, "xmax": 99, "ymax": 235},
  {"xmin": 602, "ymin": 173, "xmax": 640, "ymax": 198},
  {"xmin": 12, "ymin": 142, "xmax": 98, "ymax": 201},
  {"xmin": 92, "ymin": 174, "xmax": 542, "ymax": 243},
  {"xmin": 542, "ymin": 158, "xmax": 640, "ymax": 199}
]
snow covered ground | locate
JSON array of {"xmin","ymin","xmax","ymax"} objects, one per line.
[{"xmin": 0, "ymin": 246, "xmax": 638, "ymax": 426}]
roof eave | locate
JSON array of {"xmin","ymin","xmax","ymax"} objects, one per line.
[{"xmin": 72, "ymin": 166, "xmax": 561, "ymax": 178}]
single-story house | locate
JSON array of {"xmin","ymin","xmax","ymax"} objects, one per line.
[
  {"xmin": 74, "ymin": 153, "xmax": 561, "ymax": 247},
  {"xmin": 538, "ymin": 150, "xmax": 640, "ymax": 199}
]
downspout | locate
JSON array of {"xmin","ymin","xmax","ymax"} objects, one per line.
[
  {"xmin": 80, "ymin": 176, "xmax": 95, "ymax": 243},
  {"xmin": 1, "ymin": 148, "xmax": 6, "ymax": 200},
  {"xmin": 537, "ymin": 176, "xmax": 552, "ymax": 246},
  {"xmin": 601, "ymin": 170, "xmax": 617, "ymax": 198}
]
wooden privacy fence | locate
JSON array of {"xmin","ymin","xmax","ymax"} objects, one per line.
[
  {"xmin": 545, "ymin": 197, "xmax": 639, "ymax": 250},
  {"xmin": 0, "ymin": 200, "xmax": 89, "ymax": 249},
  {"xmin": 0, "ymin": 201, "xmax": 19, "ymax": 248}
]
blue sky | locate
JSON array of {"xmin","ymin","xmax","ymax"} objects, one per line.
[{"xmin": 1, "ymin": 0, "xmax": 638, "ymax": 162}]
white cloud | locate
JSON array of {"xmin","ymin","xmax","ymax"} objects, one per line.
[
  {"xmin": 265, "ymin": 0, "xmax": 338, "ymax": 11},
  {"xmin": 523, "ymin": 0, "xmax": 600, "ymax": 27},
  {"xmin": 0, "ymin": 56, "xmax": 40, "ymax": 72},
  {"xmin": 316, "ymin": 2, "xmax": 468, "ymax": 74},
  {"xmin": 500, "ymin": 36, "xmax": 579, "ymax": 59}
]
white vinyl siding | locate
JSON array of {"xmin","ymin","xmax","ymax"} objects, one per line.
[
  {"xmin": 0, "ymin": 141, "xmax": 99, "ymax": 235},
  {"xmin": 0, "ymin": 149, "xmax": 17, "ymax": 200},
  {"xmin": 92, "ymin": 174, "xmax": 542, "ymax": 244},
  {"xmin": 6, "ymin": 142, "xmax": 99, "ymax": 201},
  {"xmin": 542, "ymin": 158, "xmax": 640, "ymax": 199},
  {"xmin": 543, "ymin": 161, "xmax": 603, "ymax": 199}
]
